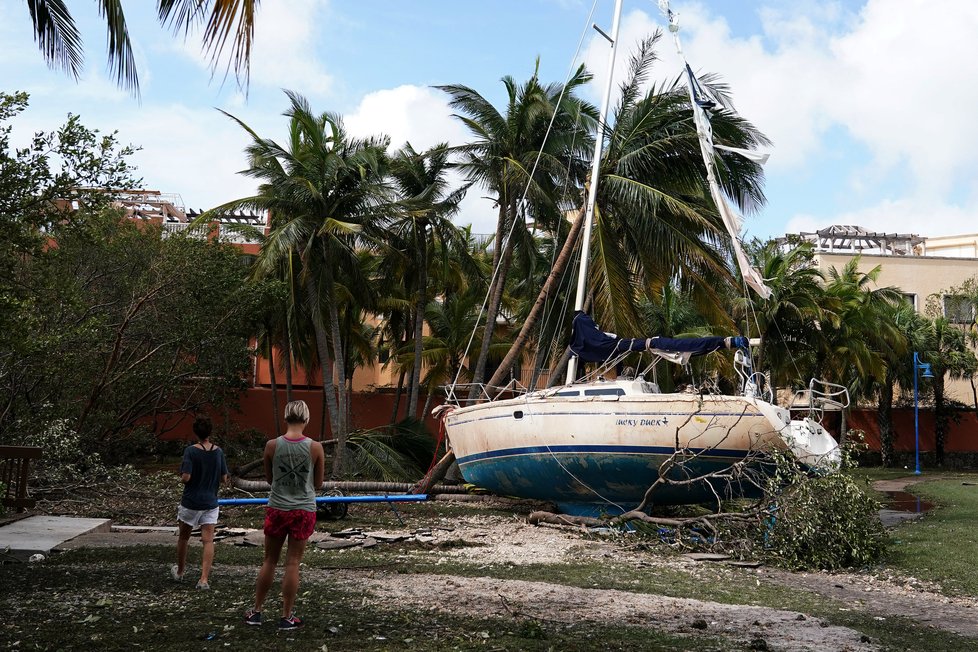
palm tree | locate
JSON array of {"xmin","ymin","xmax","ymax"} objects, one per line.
[
  {"xmin": 587, "ymin": 34, "xmax": 770, "ymax": 339},
  {"xmin": 215, "ymin": 90, "xmax": 394, "ymax": 476},
  {"xmin": 735, "ymin": 241, "xmax": 826, "ymax": 398},
  {"xmin": 387, "ymin": 143, "xmax": 470, "ymax": 418},
  {"xmin": 817, "ymin": 258, "xmax": 904, "ymax": 443},
  {"xmin": 920, "ymin": 316, "xmax": 977, "ymax": 465},
  {"xmin": 25, "ymin": 0, "xmax": 258, "ymax": 95},
  {"xmin": 871, "ymin": 300, "xmax": 920, "ymax": 466},
  {"xmin": 485, "ymin": 34, "xmax": 773, "ymax": 392},
  {"xmin": 437, "ymin": 62, "xmax": 597, "ymax": 397}
]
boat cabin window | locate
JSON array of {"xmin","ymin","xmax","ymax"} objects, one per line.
[
  {"xmin": 554, "ymin": 390, "xmax": 580, "ymax": 397},
  {"xmin": 584, "ymin": 388, "xmax": 625, "ymax": 397}
]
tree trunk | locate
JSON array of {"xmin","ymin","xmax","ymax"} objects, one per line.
[
  {"xmin": 283, "ymin": 332, "xmax": 294, "ymax": 404},
  {"xmin": 303, "ymin": 268, "xmax": 341, "ymax": 442},
  {"xmin": 325, "ymin": 275, "xmax": 349, "ymax": 477},
  {"xmin": 320, "ymin": 383, "xmax": 329, "ymax": 440},
  {"xmin": 935, "ymin": 372, "xmax": 946, "ymax": 466},
  {"xmin": 422, "ymin": 389, "xmax": 435, "ymax": 422},
  {"xmin": 468, "ymin": 203, "xmax": 514, "ymax": 400},
  {"xmin": 391, "ymin": 368, "xmax": 405, "ymax": 423},
  {"xmin": 412, "ymin": 449, "xmax": 456, "ymax": 494},
  {"xmin": 877, "ymin": 381, "xmax": 894, "ymax": 467},
  {"xmin": 408, "ymin": 240, "xmax": 428, "ymax": 418},
  {"xmin": 268, "ymin": 339, "xmax": 281, "ymax": 438},
  {"xmin": 838, "ymin": 408, "xmax": 848, "ymax": 447},
  {"xmin": 485, "ymin": 209, "xmax": 584, "ymax": 394},
  {"xmin": 547, "ymin": 347, "xmax": 572, "ymax": 388}
]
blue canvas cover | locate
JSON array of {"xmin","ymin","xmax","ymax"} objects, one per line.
[{"xmin": 569, "ymin": 311, "xmax": 744, "ymax": 362}]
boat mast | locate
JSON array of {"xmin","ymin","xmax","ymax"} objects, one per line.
[{"xmin": 565, "ymin": 0, "xmax": 624, "ymax": 385}]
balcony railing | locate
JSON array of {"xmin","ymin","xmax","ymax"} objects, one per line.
[
  {"xmin": 161, "ymin": 222, "xmax": 207, "ymax": 239},
  {"xmin": 218, "ymin": 223, "xmax": 263, "ymax": 245}
]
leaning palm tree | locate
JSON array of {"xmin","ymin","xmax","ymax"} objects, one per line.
[
  {"xmin": 25, "ymin": 0, "xmax": 259, "ymax": 95},
  {"xmin": 214, "ymin": 90, "xmax": 394, "ymax": 476},
  {"xmin": 438, "ymin": 61, "xmax": 597, "ymax": 397},
  {"xmin": 483, "ymin": 33, "xmax": 773, "ymax": 392}
]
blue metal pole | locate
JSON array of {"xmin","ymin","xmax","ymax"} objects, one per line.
[
  {"xmin": 217, "ymin": 494, "xmax": 428, "ymax": 506},
  {"xmin": 914, "ymin": 351, "xmax": 921, "ymax": 475}
]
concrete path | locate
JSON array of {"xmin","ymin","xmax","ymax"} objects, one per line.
[{"xmin": 0, "ymin": 515, "xmax": 111, "ymax": 561}]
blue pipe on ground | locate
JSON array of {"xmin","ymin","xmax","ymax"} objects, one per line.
[{"xmin": 218, "ymin": 494, "xmax": 428, "ymax": 506}]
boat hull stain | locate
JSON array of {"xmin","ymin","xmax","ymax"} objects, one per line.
[{"xmin": 457, "ymin": 447, "xmax": 769, "ymax": 515}]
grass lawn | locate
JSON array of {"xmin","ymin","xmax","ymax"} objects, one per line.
[
  {"xmin": 884, "ymin": 474, "xmax": 978, "ymax": 596},
  {"xmin": 4, "ymin": 465, "xmax": 978, "ymax": 650}
]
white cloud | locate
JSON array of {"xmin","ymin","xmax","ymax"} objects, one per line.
[
  {"xmin": 113, "ymin": 104, "xmax": 269, "ymax": 210},
  {"xmin": 345, "ymin": 85, "xmax": 467, "ymax": 151},
  {"xmin": 168, "ymin": 0, "xmax": 334, "ymax": 96},
  {"xmin": 344, "ymin": 85, "xmax": 498, "ymax": 233}
]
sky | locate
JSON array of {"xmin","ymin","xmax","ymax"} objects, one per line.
[{"xmin": 2, "ymin": 0, "xmax": 977, "ymax": 241}]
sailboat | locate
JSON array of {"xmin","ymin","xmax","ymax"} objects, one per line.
[{"xmin": 436, "ymin": 0, "xmax": 841, "ymax": 516}]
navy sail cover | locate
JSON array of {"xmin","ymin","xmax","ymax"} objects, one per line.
[{"xmin": 569, "ymin": 311, "xmax": 745, "ymax": 363}]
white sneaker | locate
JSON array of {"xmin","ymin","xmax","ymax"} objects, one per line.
[
  {"xmin": 170, "ymin": 564, "xmax": 183, "ymax": 581},
  {"xmin": 196, "ymin": 581, "xmax": 210, "ymax": 590}
]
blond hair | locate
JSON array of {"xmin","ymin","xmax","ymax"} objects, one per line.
[{"xmin": 284, "ymin": 400, "xmax": 310, "ymax": 424}]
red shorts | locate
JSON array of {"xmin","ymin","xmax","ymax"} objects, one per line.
[{"xmin": 263, "ymin": 507, "xmax": 317, "ymax": 541}]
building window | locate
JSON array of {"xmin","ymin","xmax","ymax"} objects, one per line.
[
  {"xmin": 943, "ymin": 295, "xmax": 975, "ymax": 324},
  {"xmin": 901, "ymin": 293, "xmax": 917, "ymax": 311}
]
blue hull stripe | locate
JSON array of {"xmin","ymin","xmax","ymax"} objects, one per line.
[{"xmin": 456, "ymin": 443, "xmax": 753, "ymax": 465}]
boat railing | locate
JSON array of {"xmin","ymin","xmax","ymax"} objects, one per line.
[
  {"xmin": 733, "ymin": 349, "xmax": 773, "ymax": 402},
  {"xmin": 443, "ymin": 380, "xmax": 530, "ymax": 405},
  {"xmin": 790, "ymin": 379, "xmax": 850, "ymax": 422}
]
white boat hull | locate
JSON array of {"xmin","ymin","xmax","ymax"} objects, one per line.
[{"xmin": 444, "ymin": 384, "xmax": 839, "ymax": 514}]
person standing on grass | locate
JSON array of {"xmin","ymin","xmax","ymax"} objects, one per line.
[
  {"xmin": 172, "ymin": 415, "xmax": 229, "ymax": 589},
  {"xmin": 244, "ymin": 400, "xmax": 324, "ymax": 631}
]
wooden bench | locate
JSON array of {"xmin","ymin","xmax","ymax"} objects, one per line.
[{"xmin": 0, "ymin": 446, "xmax": 43, "ymax": 513}]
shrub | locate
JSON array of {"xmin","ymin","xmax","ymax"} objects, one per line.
[
  {"xmin": 761, "ymin": 437, "xmax": 888, "ymax": 571},
  {"xmin": 16, "ymin": 419, "xmax": 137, "ymax": 488}
]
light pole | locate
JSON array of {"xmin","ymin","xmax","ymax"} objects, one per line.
[{"xmin": 913, "ymin": 351, "xmax": 934, "ymax": 475}]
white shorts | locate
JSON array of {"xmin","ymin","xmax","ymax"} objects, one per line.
[{"xmin": 177, "ymin": 505, "xmax": 219, "ymax": 527}]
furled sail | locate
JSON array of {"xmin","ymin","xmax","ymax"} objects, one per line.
[
  {"xmin": 569, "ymin": 311, "xmax": 746, "ymax": 365},
  {"xmin": 661, "ymin": 3, "xmax": 773, "ymax": 300}
]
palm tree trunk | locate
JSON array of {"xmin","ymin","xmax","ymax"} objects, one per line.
[
  {"xmin": 267, "ymin": 339, "xmax": 281, "ymax": 438},
  {"xmin": 467, "ymin": 236, "xmax": 515, "ymax": 399},
  {"xmin": 303, "ymin": 268, "xmax": 341, "ymax": 441},
  {"xmin": 283, "ymin": 332, "xmax": 294, "ymax": 404},
  {"xmin": 486, "ymin": 209, "xmax": 584, "ymax": 393},
  {"xmin": 877, "ymin": 380, "xmax": 894, "ymax": 467},
  {"xmin": 528, "ymin": 340, "xmax": 551, "ymax": 390},
  {"xmin": 935, "ymin": 373, "xmax": 947, "ymax": 466},
  {"xmin": 422, "ymin": 388, "xmax": 435, "ymax": 422},
  {"xmin": 391, "ymin": 368, "xmax": 405, "ymax": 423},
  {"xmin": 325, "ymin": 277, "xmax": 349, "ymax": 477},
  {"xmin": 408, "ymin": 243, "xmax": 428, "ymax": 417},
  {"xmin": 839, "ymin": 408, "xmax": 848, "ymax": 447},
  {"xmin": 468, "ymin": 204, "xmax": 513, "ymax": 400}
]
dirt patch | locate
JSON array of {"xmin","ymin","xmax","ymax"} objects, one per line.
[
  {"xmin": 758, "ymin": 567, "xmax": 978, "ymax": 639},
  {"xmin": 343, "ymin": 570, "xmax": 877, "ymax": 652}
]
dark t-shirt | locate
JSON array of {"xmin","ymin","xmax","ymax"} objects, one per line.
[{"xmin": 179, "ymin": 444, "xmax": 229, "ymax": 511}]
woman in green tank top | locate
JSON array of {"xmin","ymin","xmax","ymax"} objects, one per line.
[{"xmin": 244, "ymin": 400, "xmax": 324, "ymax": 631}]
